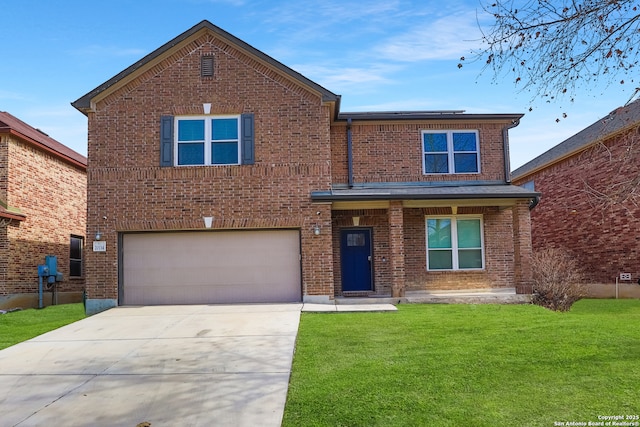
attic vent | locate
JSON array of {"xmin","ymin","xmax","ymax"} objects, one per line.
[{"xmin": 201, "ymin": 55, "xmax": 214, "ymax": 77}]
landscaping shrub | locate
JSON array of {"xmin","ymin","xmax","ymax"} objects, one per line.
[{"xmin": 531, "ymin": 248, "xmax": 586, "ymax": 311}]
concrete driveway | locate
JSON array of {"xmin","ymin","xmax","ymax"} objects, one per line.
[{"xmin": 0, "ymin": 304, "xmax": 302, "ymax": 427}]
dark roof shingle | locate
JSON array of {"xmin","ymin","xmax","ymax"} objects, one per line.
[
  {"xmin": 0, "ymin": 111, "xmax": 87, "ymax": 168},
  {"xmin": 512, "ymin": 99, "xmax": 640, "ymax": 180}
]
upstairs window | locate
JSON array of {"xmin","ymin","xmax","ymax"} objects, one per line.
[
  {"xmin": 160, "ymin": 114, "xmax": 254, "ymax": 167},
  {"xmin": 176, "ymin": 116, "xmax": 240, "ymax": 166},
  {"xmin": 422, "ymin": 130, "xmax": 480, "ymax": 174}
]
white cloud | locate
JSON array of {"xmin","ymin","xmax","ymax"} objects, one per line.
[
  {"xmin": 375, "ymin": 11, "xmax": 483, "ymax": 62},
  {"xmin": 293, "ymin": 63, "xmax": 399, "ymax": 93}
]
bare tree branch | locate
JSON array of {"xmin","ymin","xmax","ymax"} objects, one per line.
[{"xmin": 462, "ymin": 0, "xmax": 640, "ymax": 102}]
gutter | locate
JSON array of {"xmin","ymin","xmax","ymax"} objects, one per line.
[
  {"xmin": 502, "ymin": 118, "xmax": 520, "ymax": 184},
  {"xmin": 347, "ymin": 118, "xmax": 353, "ymax": 188}
]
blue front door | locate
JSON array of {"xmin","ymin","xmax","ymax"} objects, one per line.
[{"xmin": 340, "ymin": 229, "xmax": 373, "ymax": 292}]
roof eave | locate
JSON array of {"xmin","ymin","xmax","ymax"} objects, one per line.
[
  {"xmin": 310, "ymin": 191, "xmax": 540, "ymax": 202},
  {"xmin": 72, "ymin": 20, "xmax": 340, "ymax": 115},
  {"xmin": 0, "ymin": 128, "xmax": 87, "ymax": 170},
  {"xmin": 336, "ymin": 112, "xmax": 524, "ymax": 122}
]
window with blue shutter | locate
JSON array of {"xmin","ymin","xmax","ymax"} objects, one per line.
[{"xmin": 161, "ymin": 114, "xmax": 254, "ymax": 167}]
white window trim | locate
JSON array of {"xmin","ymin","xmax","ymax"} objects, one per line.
[
  {"xmin": 421, "ymin": 130, "xmax": 481, "ymax": 175},
  {"xmin": 425, "ymin": 215, "xmax": 485, "ymax": 271},
  {"xmin": 174, "ymin": 115, "xmax": 241, "ymax": 166}
]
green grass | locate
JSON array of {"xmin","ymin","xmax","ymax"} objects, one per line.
[
  {"xmin": 283, "ymin": 300, "xmax": 640, "ymax": 427},
  {"xmin": 0, "ymin": 303, "xmax": 86, "ymax": 350}
]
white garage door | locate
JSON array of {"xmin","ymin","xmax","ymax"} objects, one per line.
[{"xmin": 121, "ymin": 230, "xmax": 301, "ymax": 305}]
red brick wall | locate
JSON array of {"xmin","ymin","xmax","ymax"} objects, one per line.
[
  {"xmin": 514, "ymin": 127, "xmax": 640, "ymax": 283},
  {"xmin": 85, "ymin": 32, "xmax": 334, "ymax": 301},
  {"xmin": 331, "ymin": 121, "xmax": 508, "ymax": 184},
  {"xmin": 331, "ymin": 205, "xmax": 517, "ymax": 295},
  {"xmin": 1, "ymin": 136, "xmax": 86, "ymax": 296},
  {"xmin": 404, "ymin": 206, "xmax": 515, "ymax": 291}
]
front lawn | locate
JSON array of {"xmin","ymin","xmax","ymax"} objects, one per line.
[
  {"xmin": 283, "ymin": 300, "xmax": 640, "ymax": 426},
  {"xmin": 0, "ymin": 303, "xmax": 86, "ymax": 350}
]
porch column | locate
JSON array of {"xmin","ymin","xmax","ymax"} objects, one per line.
[
  {"xmin": 389, "ymin": 201, "xmax": 406, "ymax": 297},
  {"xmin": 512, "ymin": 200, "xmax": 534, "ymax": 293}
]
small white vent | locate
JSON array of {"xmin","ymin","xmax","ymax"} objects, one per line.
[{"xmin": 201, "ymin": 55, "xmax": 214, "ymax": 77}]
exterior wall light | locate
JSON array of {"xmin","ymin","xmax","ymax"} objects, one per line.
[{"xmin": 313, "ymin": 225, "xmax": 321, "ymax": 235}]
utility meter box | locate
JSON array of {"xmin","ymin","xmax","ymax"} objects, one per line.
[{"xmin": 45, "ymin": 256, "xmax": 58, "ymax": 284}]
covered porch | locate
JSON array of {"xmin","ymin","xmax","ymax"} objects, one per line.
[{"xmin": 312, "ymin": 183, "xmax": 539, "ymax": 299}]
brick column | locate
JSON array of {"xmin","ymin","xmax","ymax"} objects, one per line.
[
  {"xmin": 512, "ymin": 200, "xmax": 534, "ymax": 294},
  {"xmin": 389, "ymin": 201, "xmax": 406, "ymax": 297}
]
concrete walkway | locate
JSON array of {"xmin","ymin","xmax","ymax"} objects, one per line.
[
  {"xmin": 0, "ymin": 304, "xmax": 303, "ymax": 427},
  {"xmin": 0, "ymin": 302, "xmax": 396, "ymax": 427}
]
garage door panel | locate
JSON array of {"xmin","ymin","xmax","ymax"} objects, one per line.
[{"xmin": 122, "ymin": 230, "xmax": 301, "ymax": 305}]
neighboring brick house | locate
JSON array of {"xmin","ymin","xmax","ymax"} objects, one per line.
[
  {"xmin": 0, "ymin": 112, "xmax": 87, "ymax": 309},
  {"xmin": 513, "ymin": 100, "xmax": 640, "ymax": 296},
  {"xmin": 72, "ymin": 20, "xmax": 537, "ymax": 314}
]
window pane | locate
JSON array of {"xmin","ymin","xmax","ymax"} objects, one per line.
[
  {"xmin": 457, "ymin": 219, "xmax": 481, "ymax": 248},
  {"xmin": 429, "ymin": 250, "xmax": 453, "ymax": 269},
  {"xmin": 178, "ymin": 142, "xmax": 205, "ymax": 165},
  {"xmin": 212, "ymin": 118, "xmax": 238, "ymax": 140},
  {"xmin": 454, "ymin": 153, "xmax": 478, "ymax": 173},
  {"xmin": 423, "ymin": 133, "xmax": 447, "ymax": 152},
  {"xmin": 459, "ymin": 249, "xmax": 483, "ymax": 269},
  {"xmin": 70, "ymin": 260, "xmax": 82, "ymax": 277},
  {"xmin": 347, "ymin": 233, "xmax": 365, "ymax": 247},
  {"xmin": 212, "ymin": 142, "xmax": 238, "ymax": 164},
  {"xmin": 453, "ymin": 132, "xmax": 477, "ymax": 151},
  {"xmin": 70, "ymin": 237, "xmax": 82, "ymax": 259},
  {"xmin": 424, "ymin": 154, "xmax": 449, "ymax": 173},
  {"xmin": 427, "ymin": 219, "xmax": 452, "ymax": 248},
  {"xmin": 178, "ymin": 120, "xmax": 205, "ymax": 141}
]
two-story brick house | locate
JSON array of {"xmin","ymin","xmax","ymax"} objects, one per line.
[
  {"xmin": 72, "ymin": 20, "xmax": 537, "ymax": 314},
  {"xmin": 0, "ymin": 112, "xmax": 87, "ymax": 309},
  {"xmin": 513, "ymin": 100, "xmax": 640, "ymax": 296}
]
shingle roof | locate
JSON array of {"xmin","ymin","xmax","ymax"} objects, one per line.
[
  {"xmin": 71, "ymin": 20, "xmax": 340, "ymax": 114},
  {"xmin": 311, "ymin": 183, "xmax": 538, "ymax": 202},
  {"xmin": 512, "ymin": 98, "xmax": 640, "ymax": 180},
  {"xmin": 0, "ymin": 112, "xmax": 87, "ymax": 169},
  {"xmin": 337, "ymin": 111, "xmax": 523, "ymax": 122}
]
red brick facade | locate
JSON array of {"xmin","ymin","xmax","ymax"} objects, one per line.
[
  {"xmin": 513, "ymin": 119, "xmax": 640, "ymax": 284},
  {"xmin": 0, "ymin": 114, "xmax": 87, "ymax": 309},
  {"xmin": 74, "ymin": 21, "xmax": 535, "ymax": 312}
]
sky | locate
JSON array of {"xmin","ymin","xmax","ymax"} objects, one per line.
[{"xmin": 1, "ymin": 0, "xmax": 637, "ymax": 169}]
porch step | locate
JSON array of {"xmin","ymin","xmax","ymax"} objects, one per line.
[
  {"xmin": 405, "ymin": 288, "xmax": 531, "ymax": 304},
  {"xmin": 335, "ymin": 288, "xmax": 531, "ymax": 305}
]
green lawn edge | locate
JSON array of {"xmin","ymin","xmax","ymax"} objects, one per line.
[
  {"xmin": 0, "ymin": 303, "xmax": 86, "ymax": 350},
  {"xmin": 283, "ymin": 300, "xmax": 640, "ymax": 427}
]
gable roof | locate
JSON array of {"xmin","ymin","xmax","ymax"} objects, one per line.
[
  {"xmin": 0, "ymin": 112, "xmax": 87, "ymax": 170},
  {"xmin": 512, "ymin": 98, "xmax": 640, "ymax": 180},
  {"xmin": 72, "ymin": 20, "xmax": 340, "ymax": 115}
]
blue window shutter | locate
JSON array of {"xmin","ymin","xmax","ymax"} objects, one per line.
[
  {"xmin": 241, "ymin": 113, "xmax": 254, "ymax": 165},
  {"xmin": 160, "ymin": 116, "xmax": 174, "ymax": 167}
]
